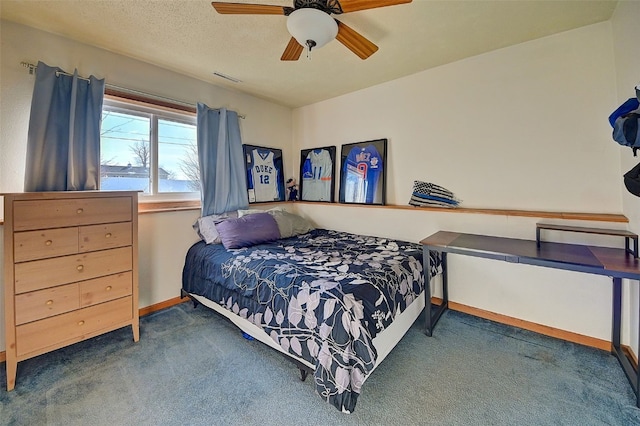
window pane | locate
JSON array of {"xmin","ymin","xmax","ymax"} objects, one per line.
[
  {"xmin": 100, "ymin": 110, "xmax": 151, "ymax": 193},
  {"xmin": 158, "ymin": 118, "xmax": 199, "ymax": 193}
]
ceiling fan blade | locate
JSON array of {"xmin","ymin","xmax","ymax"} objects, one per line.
[
  {"xmin": 335, "ymin": 20, "xmax": 378, "ymax": 60},
  {"xmin": 338, "ymin": 0, "xmax": 411, "ymax": 14},
  {"xmin": 211, "ymin": 2, "xmax": 288, "ymax": 15},
  {"xmin": 281, "ymin": 37, "xmax": 304, "ymax": 61}
]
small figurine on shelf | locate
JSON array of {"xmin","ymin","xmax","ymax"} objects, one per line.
[{"xmin": 286, "ymin": 178, "xmax": 299, "ymax": 201}]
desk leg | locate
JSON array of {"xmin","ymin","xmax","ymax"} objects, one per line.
[
  {"xmin": 637, "ymin": 285, "xmax": 640, "ymax": 408},
  {"xmin": 612, "ymin": 277, "xmax": 621, "ymax": 350},
  {"xmin": 611, "ymin": 277, "xmax": 640, "ymax": 407},
  {"xmin": 633, "ymin": 286, "xmax": 640, "ymax": 408},
  {"xmin": 424, "ymin": 247, "xmax": 433, "ymax": 337},
  {"xmin": 442, "ymin": 253, "xmax": 449, "ymax": 305},
  {"xmin": 424, "ymin": 249, "xmax": 449, "ymax": 337}
]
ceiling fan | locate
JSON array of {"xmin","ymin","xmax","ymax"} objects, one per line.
[{"xmin": 211, "ymin": 0, "xmax": 413, "ymax": 61}]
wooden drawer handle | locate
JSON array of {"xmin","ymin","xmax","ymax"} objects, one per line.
[
  {"xmin": 76, "ymin": 208, "xmax": 84, "ymax": 214},
  {"xmin": 77, "ymin": 265, "xmax": 84, "ymax": 271},
  {"xmin": 45, "ymin": 240, "xmax": 53, "ymax": 246},
  {"xmin": 105, "ymin": 233, "xmax": 112, "ymax": 238},
  {"xmin": 78, "ymin": 320, "xmax": 85, "ymax": 326},
  {"xmin": 105, "ymin": 286, "xmax": 112, "ymax": 291},
  {"xmin": 46, "ymin": 300, "xmax": 53, "ymax": 306}
]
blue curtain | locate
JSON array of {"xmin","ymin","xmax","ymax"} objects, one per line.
[
  {"xmin": 197, "ymin": 103, "xmax": 248, "ymax": 216},
  {"xmin": 24, "ymin": 61, "xmax": 105, "ymax": 192}
]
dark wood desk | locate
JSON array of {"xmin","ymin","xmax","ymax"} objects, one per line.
[{"xmin": 420, "ymin": 231, "xmax": 640, "ymax": 407}]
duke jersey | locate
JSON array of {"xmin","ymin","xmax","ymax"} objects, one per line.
[
  {"xmin": 301, "ymin": 149, "xmax": 333, "ymax": 201},
  {"xmin": 250, "ymin": 149, "xmax": 279, "ymax": 202},
  {"xmin": 343, "ymin": 145, "xmax": 382, "ymax": 203}
]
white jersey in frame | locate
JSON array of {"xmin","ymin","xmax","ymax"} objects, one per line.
[
  {"xmin": 302, "ymin": 149, "xmax": 333, "ymax": 201},
  {"xmin": 251, "ymin": 149, "xmax": 279, "ymax": 202}
]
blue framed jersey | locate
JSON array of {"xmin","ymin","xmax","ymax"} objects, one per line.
[{"xmin": 343, "ymin": 145, "xmax": 383, "ymax": 204}]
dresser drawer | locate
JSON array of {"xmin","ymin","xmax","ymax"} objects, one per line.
[
  {"xmin": 14, "ymin": 228, "xmax": 79, "ymax": 262},
  {"xmin": 14, "ymin": 247, "xmax": 133, "ymax": 294},
  {"xmin": 80, "ymin": 272, "xmax": 132, "ymax": 307},
  {"xmin": 79, "ymin": 222, "xmax": 132, "ymax": 252},
  {"xmin": 14, "ymin": 283, "xmax": 80, "ymax": 325},
  {"xmin": 15, "ymin": 296, "xmax": 133, "ymax": 357},
  {"xmin": 13, "ymin": 197, "xmax": 132, "ymax": 231}
]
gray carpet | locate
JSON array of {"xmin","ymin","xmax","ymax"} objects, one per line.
[{"xmin": 2, "ymin": 302, "xmax": 640, "ymax": 425}]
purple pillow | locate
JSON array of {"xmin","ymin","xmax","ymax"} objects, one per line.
[{"xmin": 214, "ymin": 212, "xmax": 281, "ymax": 249}]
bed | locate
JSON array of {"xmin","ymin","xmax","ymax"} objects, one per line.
[{"xmin": 181, "ymin": 216, "xmax": 441, "ymax": 413}]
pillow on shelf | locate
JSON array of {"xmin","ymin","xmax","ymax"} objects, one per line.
[
  {"xmin": 215, "ymin": 212, "xmax": 281, "ymax": 249},
  {"xmin": 193, "ymin": 211, "xmax": 238, "ymax": 244},
  {"xmin": 408, "ymin": 180, "xmax": 460, "ymax": 208},
  {"xmin": 268, "ymin": 210, "xmax": 315, "ymax": 238}
]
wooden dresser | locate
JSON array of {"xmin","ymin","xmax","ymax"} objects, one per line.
[{"xmin": 3, "ymin": 191, "xmax": 139, "ymax": 391}]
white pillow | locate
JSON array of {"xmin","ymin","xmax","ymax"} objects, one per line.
[{"xmin": 193, "ymin": 211, "xmax": 238, "ymax": 244}]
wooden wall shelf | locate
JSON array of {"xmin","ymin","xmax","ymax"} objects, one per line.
[
  {"xmin": 294, "ymin": 202, "xmax": 629, "ymax": 223},
  {"xmin": 1, "ymin": 199, "xmax": 628, "ymax": 224}
]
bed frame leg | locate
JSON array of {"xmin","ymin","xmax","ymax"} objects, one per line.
[
  {"xmin": 299, "ymin": 368, "xmax": 308, "ymax": 382},
  {"xmin": 180, "ymin": 289, "xmax": 200, "ymax": 308}
]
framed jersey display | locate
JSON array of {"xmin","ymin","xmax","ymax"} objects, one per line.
[
  {"xmin": 339, "ymin": 139, "xmax": 387, "ymax": 205},
  {"xmin": 299, "ymin": 146, "xmax": 336, "ymax": 203},
  {"xmin": 243, "ymin": 144, "xmax": 285, "ymax": 203}
]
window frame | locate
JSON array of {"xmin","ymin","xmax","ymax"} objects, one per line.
[{"xmin": 101, "ymin": 93, "xmax": 199, "ymax": 202}]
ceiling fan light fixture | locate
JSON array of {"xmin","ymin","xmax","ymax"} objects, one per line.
[{"xmin": 286, "ymin": 8, "xmax": 338, "ymax": 51}]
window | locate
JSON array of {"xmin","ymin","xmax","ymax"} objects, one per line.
[{"xmin": 100, "ymin": 97, "xmax": 199, "ymax": 200}]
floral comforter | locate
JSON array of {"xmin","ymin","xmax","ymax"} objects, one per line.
[{"xmin": 182, "ymin": 229, "xmax": 440, "ymax": 413}]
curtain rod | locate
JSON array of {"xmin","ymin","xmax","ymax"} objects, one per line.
[
  {"xmin": 20, "ymin": 61, "xmax": 246, "ymax": 119},
  {"xmin": 21, "ymin": 61, "xmax": 91, "ymax": 82}
]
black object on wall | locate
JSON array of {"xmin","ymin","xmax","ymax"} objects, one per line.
[{"xmin": 624, "ymin": 162, "xmax": 640, "ymax": 197}]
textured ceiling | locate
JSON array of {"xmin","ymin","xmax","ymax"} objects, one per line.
[{"xmin": 0, "ymin": 0, "xmax": 618, "ymax": 108}]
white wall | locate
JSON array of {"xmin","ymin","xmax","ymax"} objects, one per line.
[
  {"xmin": 0, "ymin": 20, "xmax": 293, "ymax": 352},
  {"xmin": 611, "ymin": 0, "xmax": 640, "ymax": 356},
  {"xmin": 293, "ymin": 22, "xmax": 620, "ymax": 212},
  {"xmin": 292, "ymin": 22, "xmax": 628, "ymax": 344}
]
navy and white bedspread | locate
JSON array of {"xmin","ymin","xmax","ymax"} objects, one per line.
[{"xmin": 182, "ymin": 229, "xmax": 441, "ymax": 413}]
